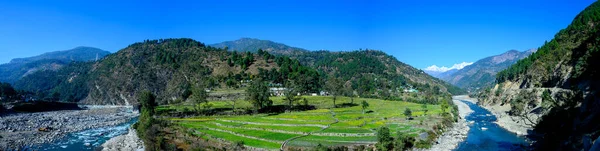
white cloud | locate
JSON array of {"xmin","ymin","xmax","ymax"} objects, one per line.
[{"xmin": 424, "ymin": 62, "xmax": 473, "ymax": 72}]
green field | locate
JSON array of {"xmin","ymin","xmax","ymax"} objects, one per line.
[{"xmin": 171, "ymin": 96, "xmax": 444, "ymax": 150}]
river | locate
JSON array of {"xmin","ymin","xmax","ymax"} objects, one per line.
[
  {"xmin": 32, "ymin": 117, "xmax": 138, "ymax": 151},
  {"xmin": 455, "ymin": 100, "xmax": 529, "ymax": 151}
]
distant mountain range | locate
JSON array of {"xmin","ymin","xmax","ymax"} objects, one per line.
[
  {"xmin": 0, "ymin": 46, "xmax": 110, "ymax": 84},
  {"xmin": 423, "ymin": 62, "xmax": 473, "ymax": 79},
  {"xmin": 210, "ymin": 38, "xmax": 308, "ymax": 56},
  {"xmin": 441, "ymin": 49, "xmax": 536, "ymax": 92}
]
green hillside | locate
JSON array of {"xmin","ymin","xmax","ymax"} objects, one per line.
[{"xmin": 480, "ymin": 1, "xmax": 600, "ymax": 150}]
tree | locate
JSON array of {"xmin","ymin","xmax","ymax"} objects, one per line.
[
  {"xmin": 283, "ymin": 80, "xmax": 301, "ymax": 112},
  {"xmin": 191, "ymin": 84, "xmax": 208, "ymax": 113},
  {"xmin": 395, "ymin": 132, "xmax": 415, "ymax": 151},
  {"xmin": 137, "ymin": 91, "xmax": 160, "ymax": 151},
  {"xmin": 137, "ymin": 91, "xmax": 157, "ymax": 144},
  {"xmin": 246, "ymin": 79, "xmax": 272, "ymax": 113},
  {"xmin": 421, "ymin": 104, "xmax": 428, "ymax": 116},
  {"xmin": 361, "ymin": 100, "xmax": 369, "ymax": 114},
  {"xmin": 376, "ymin": 126, "xmax": 394, "ymax": 151},
  {"xmin": 440, "ymin": 100, "xmax": 449, "ymax": 114},
  {"xmin": 325, "ymin": 76, "xmax": 343, "ymax": 108},
  {"xmin": 404, "ymin": 108, "xmax": 412, "ymax": 119}
]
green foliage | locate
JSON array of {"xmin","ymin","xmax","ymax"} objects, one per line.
[
  {"xmin": 136, "ymin": 91, "xmax": 157, "ymax": 145},
  {"xmin": 403, "ymin": 108, "xmax": 412, "ymax": 118},
  {"xmin": 246, "ymin": 79, "xmax": 272, "ymax": 111},
  {"xmin": 325, "ymin": 76, "xmax": 343, "ymax": 107},
  {"xmin": 376, "ymin": 126, "xmax": 394, "ymax": 151},
  {"xmin": 440, "ymin": 99, "xmax": 449, "ymax": 113},
  {"xmin": 0, "ymin": 82, "xmax": 17, "ymax": 100},
  {"xmin": 496, "ymin": 2, "xmax": 600, "ymax": 84},
  {"xmin": 14, "ymin": 62, "xmax": 92, "ymax": 102},
  {"xmin": 191, "ymin": 84, "xmax": 208, "ymax": 113},
  {"xmin": 283, "ymin": 81, "xmax": 302, "ymax": 110},
  {"xmin": 361, "ymin": 100, "xmax": 369, "ymax": 114},
  {"xmin": 395, "ymin": 132, "xmax": 415, "ymax": 151}
]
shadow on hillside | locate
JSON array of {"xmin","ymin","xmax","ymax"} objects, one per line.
[{"xmin": 336, "ymin": 103, "xmax": 358, "ymax": 108}]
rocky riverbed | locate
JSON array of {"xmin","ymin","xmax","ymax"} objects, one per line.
[
  {"xmin": 424, "ymin": 97, "xmax": 474, "ymax": 151},
  {"xmin": 0, "ymin": 107, "xmax": 138, "ymax": 149},
  {"xmin": 101, "ymin": 127, "xmax": 144, "ymax": 151},
  {"xmin": 457, "ymin": 95, "xmax": 532, "ymax": 136}
]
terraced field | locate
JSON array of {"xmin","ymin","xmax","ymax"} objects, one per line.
[{"xmin": 170, "ymin": 96, "xmax": 444, "ymax": 150}]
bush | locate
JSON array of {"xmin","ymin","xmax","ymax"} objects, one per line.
[
  {"xmin": 395, "ymin": 132, "xmax": 415, "ymax": 151},
  {"xmin": 376, "ymin": 126, "xmax": 394, "ymax": 151}
]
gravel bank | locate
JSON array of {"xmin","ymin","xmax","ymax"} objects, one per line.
[
  {"xmin": 456, "ymin": 95, "xmax": 531, "ymax": 136},
  {"xmin": 0, "ymin": 107, "xmax": 138, "ymax": 149},
  {"xmin": 101, "ymin": 127, "xmax": 144, "ymax": 151},
  {"xmin": 424, "ymin": 98, "xmax": 473, "ymax": 151},
  {"xmin": 481, "ymin": 103, "xmax": 531, "ymax": 136}
]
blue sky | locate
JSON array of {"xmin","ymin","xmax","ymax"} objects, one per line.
[{"xmin": 0, "ymin": 0, "xmax": 595, "ymax": 69}]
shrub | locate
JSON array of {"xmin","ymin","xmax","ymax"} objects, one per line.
[
  {"xmin": 376, "ymin": 126, "xmax": 394, "ymax": 151},
  {"xmin": 394, "ymin": 132, "xmax": 415, "ymax": 151}
]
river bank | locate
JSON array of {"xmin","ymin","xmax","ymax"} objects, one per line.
[
  {"xmin": 425, "ymin": 97, "xmax": 474, "ymax": 151},
  {"xmin": 101, "ymin": 127, "xmax": 144, "ymax": 151},
  {"xmin": 0, "ymin": 107, "xmax": 138, "ymax": 149},
  {"xmin": 455, "ymin": 100, "xmax": 528, "ymax": 150},
  {"xmin": 456, "ymin": 95, "xmax": 531, "ymax": 136}
]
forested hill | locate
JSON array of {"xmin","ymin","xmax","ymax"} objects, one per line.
[
  {"xmin": 15, "ymin": 39, "xmax": 319, "ymax": 105},
  {"xmin": 0, "ymin": 46, "xmax": 109, "ymax": 84},
  {"xmin": 292, "ymin": 50, "xmax": 465, "ymax": 96},
  {"xmin": 479, "ymin": 1, "xmax": 600, "ymax": 150},
  {"xmin": 211, "ymin": 38, "xmax": 464, "ymax": 96},
  {"xmin": 210, "ymin": 38, "xmax": 308, "ymax": 56}
]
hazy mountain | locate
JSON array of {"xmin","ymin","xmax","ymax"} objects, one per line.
[
  {"xmin": 210, "ymin": 38, "xmax": 308, "ymax": 56},
  {"xmin": 479, "ymin": 2, "xmax": 600, "ymax": 150},
  {"xmin": 0, "ymin": 46, "xmax": 109, "ymax": 84},
  {"xmin": 443, "ymin": 49, "xmax": 535, "ymax": 92}
]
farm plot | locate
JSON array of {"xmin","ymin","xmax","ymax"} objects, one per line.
[{"xmin": 172, "ymin": 96, "xmax": 444, "ymax": 150}]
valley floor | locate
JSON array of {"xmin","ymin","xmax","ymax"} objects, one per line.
[{"xmin": 0, "ymin": 106, "xmax": 138, "ymax": 149}]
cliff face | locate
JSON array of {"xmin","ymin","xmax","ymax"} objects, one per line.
[{"xmin": 478, "ymin": 2, "xmax": 600, "ymax": 150}]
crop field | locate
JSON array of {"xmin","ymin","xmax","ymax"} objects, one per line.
[{"xmin": 169, "ymin": 96, "xmax": 444, "ymax": 150}]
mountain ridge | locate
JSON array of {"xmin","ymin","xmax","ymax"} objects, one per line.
[
  {"xmin": 441, "ymin": 49, "xmax": 535, "ymax": 92},
  {"xmin": 0, "ymin": 46, "xmax": 110, "ymax": 84}
]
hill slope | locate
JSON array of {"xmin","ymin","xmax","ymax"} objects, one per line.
[
  {"xmin": 292, "ymin": 50, "xmax": 465, "ymax": 96},
  {"xmin": 443, "ymin": 49, "xmax": 535, "ymax": 92},
  {"xmin": 212, "ymin": 38, "xmax": 465, "ymax": 96},
  {"xmin": 210, "ymin": 38, "xmax": 308, "ymax": 56},
  {"xmin": 479, "ymin": 2, "xmax": 600, "ymax": 150},
  {"xmin": 0, "ymin": 46, "xmax": 109, "ymax": 84},
  {"xmin": 16, "ymin": 39, "xmax": 320, "ymax": 105}
]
